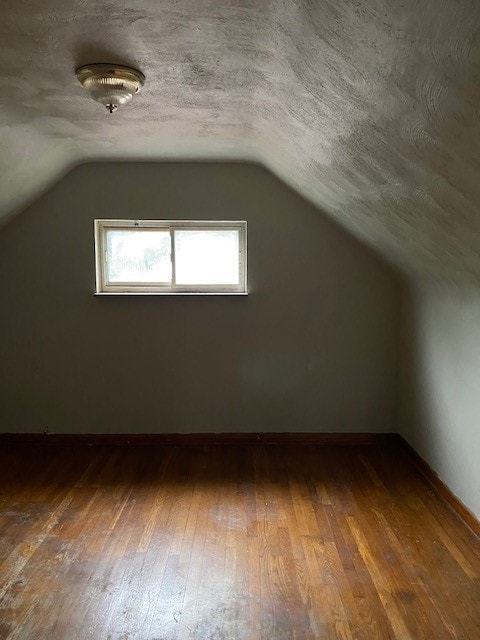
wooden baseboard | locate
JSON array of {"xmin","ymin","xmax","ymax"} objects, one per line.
[
  {"xmin": 0, "ymin": 432, "xmax": 398, "ymax": 446},
  {"xmin": 399, "ymin": 436, "xmax": 480, "ymax": 538}
]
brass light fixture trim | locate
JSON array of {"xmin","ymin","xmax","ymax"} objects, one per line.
[{"xmin": 75, "ymin": 63, "xmax": 145, "ymax": 113}]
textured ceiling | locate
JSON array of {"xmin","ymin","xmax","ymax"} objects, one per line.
[{"xmin": 1, "ymin": 0, "xmax": 480, "ymax": 281}]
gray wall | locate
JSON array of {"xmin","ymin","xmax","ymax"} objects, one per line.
[
  {"xmin": 401, "ymin": 283, "xmax": 480, "ymax": 518},
  {"xmin": 0, "ymin": 162, "xmax": 399, "ymax": 434}
]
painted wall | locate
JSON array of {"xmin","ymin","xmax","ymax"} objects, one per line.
[
  {"xmin": 0, "ymin": 162, "xmax": 399, "ymax": 434},
  {"xmin": 401, "ymin": 283, "xmax": 480, "ymax": 518}
]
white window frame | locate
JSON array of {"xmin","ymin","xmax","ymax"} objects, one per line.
[{"xmin": 94, "ymin": 219, "xmax": 247, "ymax": 295}]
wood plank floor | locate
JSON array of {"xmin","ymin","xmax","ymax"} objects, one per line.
[{"xmin": 0, "ymin": 442, "xmax": 479, "ymax": 639}]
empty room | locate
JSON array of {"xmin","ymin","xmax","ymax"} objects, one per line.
[{"xmin": 0, "ymin": 1, "xmax": 479, "ymax": 638}]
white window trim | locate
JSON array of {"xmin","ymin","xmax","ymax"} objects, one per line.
[{"xmin": 94, "ymin": 219, "xmax": 248, "ymax": 295}]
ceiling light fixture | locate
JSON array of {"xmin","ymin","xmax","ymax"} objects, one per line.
[{"xmin": 75, "ymin": 63, "xmax": 145, "ymax": 113}]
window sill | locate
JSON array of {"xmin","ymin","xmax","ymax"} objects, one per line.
[{"xmin": 94, "ymin": 292, "xmax": 249, "ymax": 296}]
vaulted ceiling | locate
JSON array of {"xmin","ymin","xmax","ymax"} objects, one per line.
[{"xmin": 2, "ymin": 0, "xmax": 480, "ymax": 281}]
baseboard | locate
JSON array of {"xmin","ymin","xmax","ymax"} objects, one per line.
[
  {"xmin": 0, "ymin": 432, "xmax": 398, "ymax": 446},
  {"xmin": 399, "ymin": 436, "xmax": 480, "ymax": 538}
]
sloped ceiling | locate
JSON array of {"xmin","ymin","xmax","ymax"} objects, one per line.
[{"xmin": 1, "ymin": 0, "xmax": 480, "ymax": 281}]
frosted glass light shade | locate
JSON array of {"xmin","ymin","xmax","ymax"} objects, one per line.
[{"xmin": 76, "ymin": 63, "xmax": 145, "ymax": 113}]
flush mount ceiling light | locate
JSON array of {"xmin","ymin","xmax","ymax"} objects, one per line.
[{"xmin": 75, "ymin": 63, "xmax": 145, "ymax": 113}]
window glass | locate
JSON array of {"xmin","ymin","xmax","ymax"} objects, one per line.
[
  {"xmin": 174, "ymin": 229, "xmax": 239, "ymax": 285},
  {"xmin": 106, "ymin": 229, "xmax": 171, "ymax": 283},
  {"xmin": 95, "ymin": 220, "xmax": 247, "ymax": 294}
]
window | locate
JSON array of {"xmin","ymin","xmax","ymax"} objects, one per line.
[{"xmin": 94, "ymin": 219, "xmax": 247, "ymax": 294}]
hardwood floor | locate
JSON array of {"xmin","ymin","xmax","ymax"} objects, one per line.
[{"xmin": 0, "ymin": 441, "xmax": 478, "ymax": 639}]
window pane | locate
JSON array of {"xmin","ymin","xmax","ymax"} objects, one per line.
[
  {"xmin": 106, "ymin": 229, "xmax": 172, "ymax": 283},
  {"xmin": 174, "ymin": 229, "xmax": 240, "ymax": 285}
]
